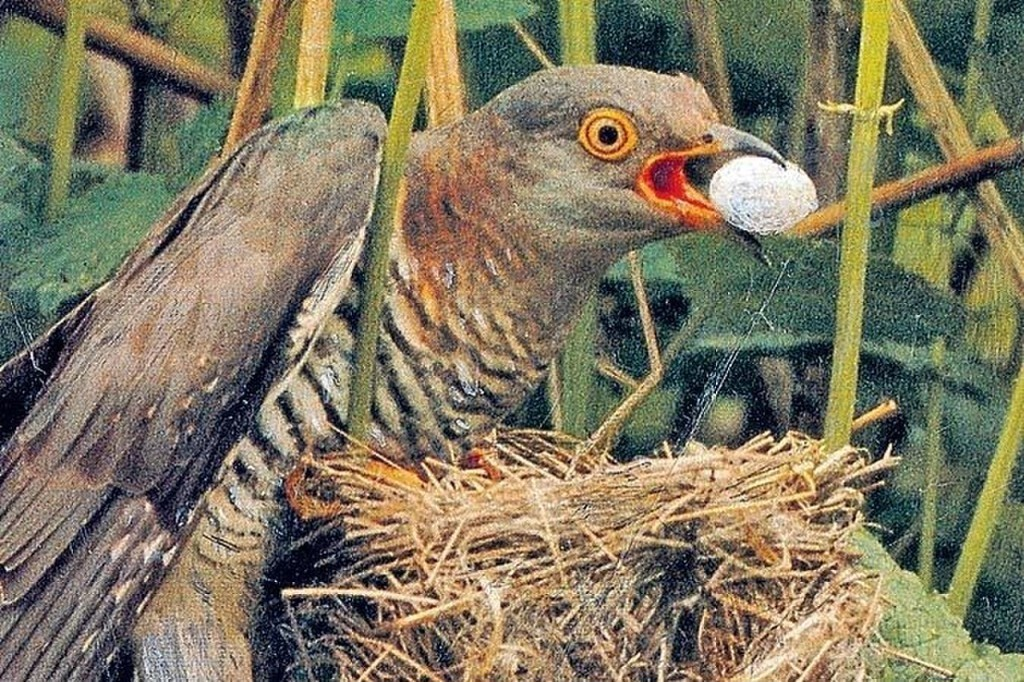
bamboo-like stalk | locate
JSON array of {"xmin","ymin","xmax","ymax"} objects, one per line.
[
  {"xmin": 889, "ymin": 0, "xmax": 1024, "ymax": 303},
  {"xmin": 45, "ymin": 0, "xmax": 88, "ymax": 223},
  {"xmin": 424, "ymin": 0, "xmax": 466, "ymax": 127},
  {"xmin": 947, "ymin": 348, "xmax": 1024, "ymax": 616},
  {"xmin": 795, "ymin": 0, "xmax": 850, "ymax": 202},
  {"xmin": 556, "ymin": 0, "xmax": 597, "ymax": 437},
  {"xmin": 8, "ymin": 0, "xmax": 235, "ymax": 101},
  {"xmin": 294, "ymin": 0, "xmax": 335, "ymax": 108},
  {"xmin": 958, "ymin": 0, "xmax": 1015, "ymax": 368},
  {"xmin": 821, "ymin": 0, "xmax": 894, "ymax": 452},
  {"xmin": 558, "ymin": 0, "xmax": 596, "ymax": 65},
  {"xmin": 223, "ymin": 0, "xmax": 295, "ymax": 155},
  {"xmin": 347, "ymin": 0, "xmax": 438, "ymax": 440}
]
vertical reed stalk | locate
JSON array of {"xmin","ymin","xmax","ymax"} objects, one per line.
[
  {"xmin": 680, "ymin": 0, "xmax": 733, "ymax": 124},
  {"xmin": 224, "ymin": 0, "xmax": 295, "ymax": 155},
  {"xmin": 961, "ymin": 0, "xmax": 993, "ymax": 128},
  {"xmin": 558, "ymin": 0, "xmax": 596, "ymax": 65},
  {"xmin": 557, "ymin": 0, "xmax": 597, "ymax": 437},
  {"xmin": 347, "ymin": 0, "xmax": 438, "ymax": 439},
  {"xmin": 889, "ymin": 0, "xmax": 1024, "ymax": 302},
  {"xmin": 46, "ymin": 0, "xmax": 88, "ymax": 222},
  {"xmin": 424, "ymin": 0, "xmax": 466, "ymax": 127},
  {"xmin": 948, "ymin": 349, "xmax": 1024, "ymax": 616},
  {"xmin": 821, "ymin": 0, "xmax": 893, "ymax": 451},
  {"xmin": 294, "ymin": 0, "xmax": 335, "ymax": 108}
]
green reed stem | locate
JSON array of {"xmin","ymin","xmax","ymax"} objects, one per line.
[
  {"xmin": 948, "ymin": 348, "xmax": 1024, "ymax": 616},
  {"xmin": 918, "ymin": 338, "xmax": 946, "ymax": 590},
  {"xmin": 556, "ymin": 0, "xmax": 597, "ymax": 436},
  {"xmin": 294, "ymin": 0, "xmax": 335, "ymax": 108},
  {"xmin": 822, "ymin": 0, "xmax": 893, "ymax": 451},
  {"xmin": 45, "ymin": 0, "xmax": 88, "ymax": 222},
  {"xmin": 348, "ymin": 0, "xmax": 437, "ymax": 440}
]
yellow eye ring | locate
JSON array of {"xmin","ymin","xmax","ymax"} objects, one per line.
[{"xmin": 578, "ymin": 108, "xmax": 638, "ymax": 161}]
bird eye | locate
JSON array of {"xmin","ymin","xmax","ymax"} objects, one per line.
[{"xmin": 579, "ymin": 108, "xmax": 638, "ymax": 161}]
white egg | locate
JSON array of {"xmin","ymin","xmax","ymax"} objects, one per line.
[{"xmin": 708, "ymin": 156, "xmax": 818, "ymax": 234}]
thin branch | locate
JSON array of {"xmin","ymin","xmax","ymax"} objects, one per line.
[
  {"xmin": 794, "ymin": 133, "xmax": 1024, "ymax": 236},
  {"xmin": 583, "ymin": 252, "xmax": 663, "ymax": 457},
  {"xmin": 511, "ymin": 20, "xmax": 555, "ymax": 69},
  {"xmin": 7, "ymin": 0, "xmax": 235, "ymax": 101}
]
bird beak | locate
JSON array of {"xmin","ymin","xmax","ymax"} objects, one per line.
[{"xmin": 635, "ymin": 124, "xmax": 785, "ymax": 232}]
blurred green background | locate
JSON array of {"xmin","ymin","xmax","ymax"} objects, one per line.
[{"xmin": 1, "ymin": 0, "xmax": 1023, "ymax": 657}]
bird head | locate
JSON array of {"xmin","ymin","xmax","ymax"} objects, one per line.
[
  {"xmin": 400, "ymin": 65, "xmax": 791, "ymax": 322},
  {"xmin": 370, "ymin": 66, "xmax": 804, "ymax": 456},
  {"xmin": 466, "ymin": 65, "xmax": 785, "ymax": 261}
]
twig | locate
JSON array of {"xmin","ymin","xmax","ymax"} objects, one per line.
[
  {"xmin": 7, "ymin": 0, "xmax": 235, "ymax": 101},
  {"xmin": 510, "ymin": 20, "xmax": 555, "ymax": 69},
  {"xmin": 581, "ymin": 252, "xmax": 663, "ymax": 457},
  {"xmin": 794, "ymin": 134, "xmax": 1024, "ymax": 236},
  {"xmin": 876, "ymin": 644, "xmax": 955, "ymax": 678},
  {"xmin": 850, "ymin": 399, "xmax": 899, "ymax": 433}
]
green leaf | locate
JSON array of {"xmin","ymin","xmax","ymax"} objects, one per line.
[
  {"xmin": 334, "ymin": 0, "xmax": 537, "ymax": 38},
  {"xmin": 10, "ymin": 172, "xmax": 172, "ymax": 320},
  {"xmin": 0, "ymin": 20, "xmax": 57, "ymax": 135},
  {"xmin": 0, "ymin": 132, "xmax": 45, "ymax": 219},
  {"xmin": 613, "ymin": 235, "xmax": 965, "ymax": 347},
  {"xmin": 855, "ymin": 532, "xmax": 1024, "ymax": 679},
  {"xmin": 168, "ymin": 100, "xmax": 233, "ymax": 193}
]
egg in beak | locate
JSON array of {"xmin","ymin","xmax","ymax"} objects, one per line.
[{"xmin": 634, "ymin": 124, "xmax": 787, "ymax": 232}]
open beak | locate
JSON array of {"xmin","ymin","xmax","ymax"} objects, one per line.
[{"xmin": 635, "ymin": 124, "xmax": 785, "ymax": 232}]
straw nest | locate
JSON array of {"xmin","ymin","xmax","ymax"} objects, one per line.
[{"xmin": 282, "ymin": 430, "xmax": 896, "ymax": 681}]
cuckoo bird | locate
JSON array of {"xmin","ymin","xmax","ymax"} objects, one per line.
[{"xmin": 0, "ymin": 65, "xmax": 791, "ymax": 680}]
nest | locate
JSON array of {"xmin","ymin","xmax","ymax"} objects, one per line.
[{"xmin": 283, "ymin": 430, "xmax": 896, "ymax": 681}]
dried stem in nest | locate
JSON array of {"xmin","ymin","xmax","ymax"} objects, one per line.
[{"xmin": 283, "ymin": 430, "xmax": 896, "ymax": 681}]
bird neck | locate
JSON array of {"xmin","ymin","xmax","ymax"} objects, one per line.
[{"xmin": 396, "ymin": 119, "xmax": 611, "ymax": 346}]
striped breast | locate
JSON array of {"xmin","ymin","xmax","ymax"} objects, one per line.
[
  {"xmin": 133, "ymin": 116, "xmax": 589, "ymax": 676},
  {"xmin": 258, "ymin": 116, "xmax": 565, "ymax": 467}
]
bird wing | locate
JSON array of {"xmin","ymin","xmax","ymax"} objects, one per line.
[
  {"xmin": 0, "ymin": 287, "xmax": 100, "ymax": 444},
  {"xmin": 0, "ymin": 101, "xmax": 384, "ymax": 680}
]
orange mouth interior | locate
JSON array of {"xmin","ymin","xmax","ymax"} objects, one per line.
[{"xmin": 635, "ymin": 148, "xmax": 724, "ymax": 231}]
